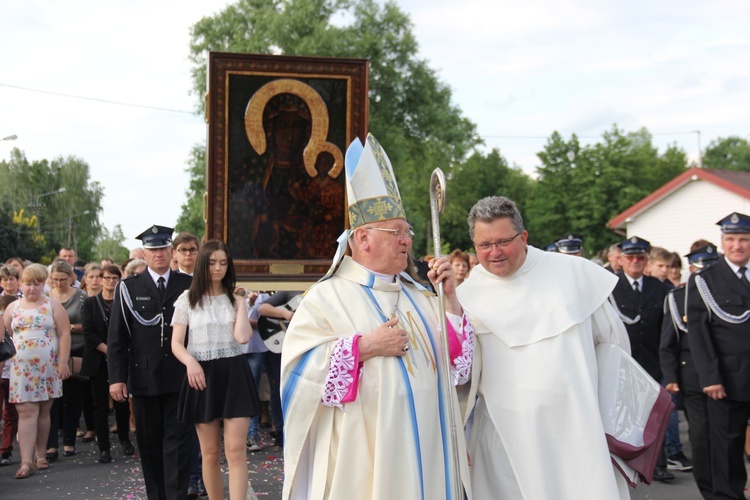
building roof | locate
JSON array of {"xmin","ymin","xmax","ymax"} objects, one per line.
[{"xmin": 608, "ymin": 167, "xmax": 750, "ymax": 230}]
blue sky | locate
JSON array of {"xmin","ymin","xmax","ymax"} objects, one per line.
[{"xmin": 1, "ymin": 0, "xmax": 748, "ymax": 249}]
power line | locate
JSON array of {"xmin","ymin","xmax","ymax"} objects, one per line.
[
  {"xmin": 0, "ymin": 83, "xmax": 196, "ymax": 115},
  {"xmin": 483, "ymin": 131, "xmax": 700, "ymax": 140}
]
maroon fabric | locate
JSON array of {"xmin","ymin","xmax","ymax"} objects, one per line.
[
  {"xmin": 607, "ymin": 385, "xmax": 674, "ymax": 486},
  {"xmin": 0, "ymin": 378, "xmax": 19, "ymax": 454}
]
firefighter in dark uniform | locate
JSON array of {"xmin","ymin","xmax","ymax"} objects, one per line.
[
  {"xmin": 108, "ymin": 225, "xmax": 193, "ymax": 500},
  {"xmin": 660, "ymin": 242, "xmax": 719, "ymax": 499},
  {"xmin": 555, "ymin": 232, "xmax": 584, "ymax": 257},
  {"xmin": 688, "ymin": 213, "xmax": 750, "ymax": 500},
  {"xmin": 610, "ymin": 236, "xmax": 672, "ymax": 481}
]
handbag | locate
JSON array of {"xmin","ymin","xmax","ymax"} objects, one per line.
[
  {"xmin": 0, "ymin": 333, "xmax": 16, "ymax": 363},
  {"xmin": 67, "ymin": 356, "xmax": 89, "ymax": 381}
]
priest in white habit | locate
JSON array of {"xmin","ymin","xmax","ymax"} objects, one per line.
[
  {"xmin": 280, "ymin": 134, "xmax": 474, "ymax": 500},
  {"xmin": 457, "ymin": 196, "xmax": 633, "ymax": 499}
]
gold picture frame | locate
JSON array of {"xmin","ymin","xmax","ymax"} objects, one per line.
[{"xmin": 205, "ymin": 52, "xmax": 369, "ymax": 283}]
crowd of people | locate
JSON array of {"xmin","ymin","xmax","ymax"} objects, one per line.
[
  {"xmin": 0, "ymin": 238, "xmax": 285, "ymax": 499},
  {"xmin": 1, "ymin": 134, "xmax": 749, "ymax": 500}
]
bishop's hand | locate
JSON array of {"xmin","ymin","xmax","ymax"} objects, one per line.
[
  {"xmin": 427, "ymin": 256, "xmax": 463, "ymax": 316},
  {"xmin": 358, "ymin": 317, "xmax": 409, "ymax": 361}
]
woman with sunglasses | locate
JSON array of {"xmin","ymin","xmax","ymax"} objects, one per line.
[
  {"xmin": 171, "ymin": 239, "xmax": 260, "ymax": 500},
  {"xmin": 80, "ymin": 265, "xmax": 134, "ymax": 463}
]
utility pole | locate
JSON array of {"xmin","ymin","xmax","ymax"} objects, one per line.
[
  {"xmin": 68, "ymin": 210, "xmax": 90, "ymax": 253},
  {"xmin": 694, "ymin": 130, "xmax": 702, "ymax": 168},
  {"xmin": 31, "ymin": 187, "xmax": 67, "ymax": 234}
]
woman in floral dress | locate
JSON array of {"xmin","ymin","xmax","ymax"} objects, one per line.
[{"xmin": 2, "ymin": 264, "xmax": 71, "ymax": 478}]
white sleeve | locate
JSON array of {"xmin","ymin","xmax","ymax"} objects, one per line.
[{"xmin": 171, "ymin": 291, "xmax": 191, "ymax": 326}]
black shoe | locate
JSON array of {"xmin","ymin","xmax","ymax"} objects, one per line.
[
  {"xmin": 62, "ymin": 447, "xmax": 76, "ymax": 457},
  {"xmin": 653, "ymin": 467, "xmax": 675, "ymax": 482},
  {"xmin": 274, "ymin": 430, "xmax": 283, "ymax": 447},
  {"xmin": 187, "ymin": 483, "xmax": 199, "ymax": 499},
  {"xmin": 98, "ymin": 450, "xmax": 112, "ymax": 464},
  {"xmin": 120, "ymin": 440, "xmax": 134, "ymax": 456},
  {"xmin": 667, "ymin": 451, "xmax": 693, "ymax": 471},
  {"xmin": 45, "ymin": 450, "xmax": 58, "ymax": 461},
  {"xmin": 0, "ymin": 452, "xmax": 12, "ymax": 466}
]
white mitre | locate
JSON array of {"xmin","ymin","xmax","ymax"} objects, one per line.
[{"xmin": 323, "ymin": 133, "xmax": 406, "ymax": 278}]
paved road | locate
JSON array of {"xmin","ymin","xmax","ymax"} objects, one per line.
[
  {"xmin": 1, "ymin": 414, "xmax": 745, "ymax": 499},
  {"xmin": 0, "ymin": 425, "xmax": 284, "ymax": 500}
]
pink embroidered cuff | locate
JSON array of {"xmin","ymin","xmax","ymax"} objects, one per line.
[
  {"xmin": 450, "ymin": 314, "xmax": 474, "ymax": 386},
  {"xmin": 446, "ymin": 314, "xmax": 462, "ymax": 361},
  {"xmin": 321, "ymin": 334, "xmax": 363, "ymax": 409}
]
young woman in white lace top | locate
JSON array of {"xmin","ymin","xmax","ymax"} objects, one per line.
[{"xmin": 171, "ymin": 239, "xmax": 260, "ymax": 500}]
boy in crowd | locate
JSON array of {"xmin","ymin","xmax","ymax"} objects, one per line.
[{"xmin": 649, "ymin": 246, "xmax": 676, "ymax": 288}]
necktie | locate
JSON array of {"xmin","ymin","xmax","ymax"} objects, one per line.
[
  {"xmin": 739, "ymin": 267, "xmax": 750, "ymax": 291},
  {"xmin": 157, "ymin": 276, "xmax": 166, "ymax": 298},
  {"xmin": 632, "ymin": 280, "xmax": 641, "ymax": 299}
]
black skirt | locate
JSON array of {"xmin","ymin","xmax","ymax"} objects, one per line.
[{"xmin": 177, "ymin": 354, "xmax": 261, "ymax": 424}]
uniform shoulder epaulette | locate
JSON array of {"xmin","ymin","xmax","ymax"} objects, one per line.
[
  {"xmin": 124, "ymin": 273, "xmax": 138, "ymax": 280},
  {"xmin": 665, "ymin": 285, "xmax": 688, "ymax": 331},
  {"xmin": 693, "ymin": 266, "xmax": 711, "ymax": 276},
  {"xmin": 694, "ymin": 269, "xmax": 750, "ymax": 324},
  {"xmin": 667, "ymin": 284, "xmax": 686, "ymax": 294}
]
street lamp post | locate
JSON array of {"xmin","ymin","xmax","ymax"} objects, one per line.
[
  {"xmin": 68, "ymin": 210, "xmax": 90, "ymax": 253},
  {"xmin": 31, "ymin": 187, "xmax": 67, "ymax": 234}
]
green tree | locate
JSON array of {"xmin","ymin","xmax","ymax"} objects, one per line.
[
  {"xmin": 94, "ymin": 224, "xmax": 130, "ymax": 264},
  {"xmin": 175, "ymin": 145, "xmax": 206, "ymax": 239},
  {"xmin": 0, "ymin": 201, "xmax": 48, "ymax": 262},
  {"xmin": 524, "ymin": 126, "xmax": 688, "ymax": 256},
  {"xmin": 703, "ymin": 136, "xmax": 750, "ymax": 171},
  {"xmin": 0, "ymin": 148, "xmax": 103, "ymax": 261},
  {"xmin": 185, "ymin": 0, "xmax": 478, "ymax": 256},
  {"xmin": 525, "ymin": 132, "xmax": 580, "ymax": 249}
]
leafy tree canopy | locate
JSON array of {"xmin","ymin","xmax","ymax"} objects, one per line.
[
  {"xmin": 703, "ymin": 136, "xmax": 750, "ymax": 171},
  {"xmin": 175, "ymin": 145, "xmax": 207, "ymax": 238},
  {"xmin": 94, "ymin": 224, "xmax": 130, "ymax": 265},
  {"xmin": 526, "ymin": 125, "xmax": 688, "ymax": 256},
  {"xmin": 0, "ymin": 148, "xmax": 103, "ymax": 262}
]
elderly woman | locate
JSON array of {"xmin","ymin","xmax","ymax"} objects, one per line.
[
  {"xmin": 4, "ymin": 257, "xmax": 25, "ymax": 275},
  {"xmin": 81, "ymin": 265, "xmax": 133, "ymax": 463},
  {"xmin": 2, "ymin": 265, "xmax": 71, "ymax": 478},
  {"xmin": 1, "ymin": 265, "xmax": 22, "ymax": 298},
  {"xmin": 123, "ymin": 258, "xmax": 147, "ymax": 277},
  {"xmin": 449, "ymin": 249, "xmax": 471, "ymax": 285},
  {"xmin": 45, "ymin": 260, "xmax": 89, "ymax": 459},
  {"xmin": 80, "ymin": 263, "xmax": 104, "ymax": 297}
]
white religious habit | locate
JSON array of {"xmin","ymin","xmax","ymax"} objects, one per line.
[
  {"xmin": 280, "ymin": 256, "xmax": 473, "ymax": 500},
  {"xmin": 457, "ymin": 246, "xmax": 632, "ymax": 499}
]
